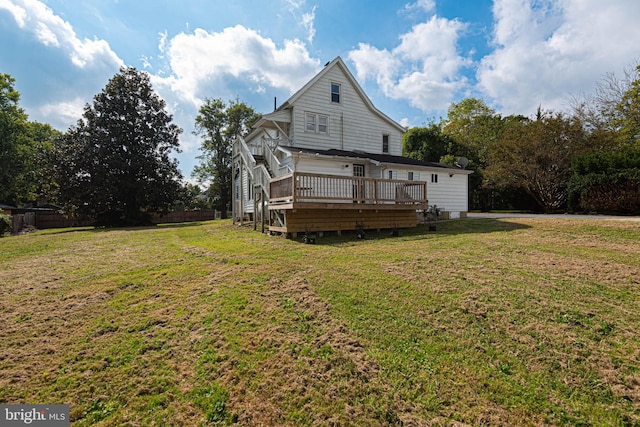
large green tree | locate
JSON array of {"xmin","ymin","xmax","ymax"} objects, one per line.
[
  {"xmin": 615, "ymin": 65, "xmax": 640, "ymax": 145},
  {"xmin": 402, "ymin": 122, "xmax": 453, "ymax": 163},
  {"xmin": 440, "ymin": 98, "xmax": 506, "ymax": 210},
  {"xmin": 486, "ymin": 110, "xmax": 588, "ymax": 212},
  {"xmin": 21, "ymin": 122, "xmax": 62, "ymax": 204},
  {"xmin": 192, "ymin": 98, "xmax": 259, "ymax": 218},
  {"xmin": 442, "ymin": 98, "xmax": 503, "ymax": 169},
  {"xmin": 0, "ymin": 74, "xmax": 59, "ymax": 205},
  {"xmin": 55, "ymin": 67, "xmax": 183, "ymax": 226},
  {"xmin": 0, "ymin": 73, "xmax": 28, "ymax": 205}
]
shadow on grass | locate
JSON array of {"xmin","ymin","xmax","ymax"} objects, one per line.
[{"xmin": 295, "ymin": 218, "xmax": 532, "ymax": 246}]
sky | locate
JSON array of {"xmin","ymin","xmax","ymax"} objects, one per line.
[{"xmin": 1, "ymin": 0, "xmax": 639, "ymax": 180}]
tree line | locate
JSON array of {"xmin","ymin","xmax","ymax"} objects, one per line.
[
  {"xmin": 403, "ymin": 64, "xmax": 640, "ymax": 213},
  {"xmin": 0, "ymin": 67, "xmax": 258, "ymax": 228},
  {"xmin": 1, "ymin": 63, "xmax": 639, "ymax": 231}
]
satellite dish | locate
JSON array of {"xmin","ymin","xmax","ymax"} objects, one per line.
[{"xmin": 455, "ymin": 157, "xmax": 469, "ymax": 169}]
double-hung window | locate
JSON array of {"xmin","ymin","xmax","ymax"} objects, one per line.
[
  {"xmin": 318, "ymin": 115, "xmax": 328, "ymax": 133},
  {"xmin": 305, "ymin": 112, "xmax": 329, "ymax": 134},
  {"xmin": 331, "ymin": 83, "xmax": 341, "ymax": 103},
  {"xmin": 305, "ymin": 113, "xmax": 316, "ymax": 132},
  {"xmin": 382, "ymin": 134, "xmax": 389, "ymax": 153}
]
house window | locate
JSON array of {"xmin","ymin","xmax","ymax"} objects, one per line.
[
  {"xmin": 318, "ymin": 115, "xmax": 328, "ymax": 133},
  {"xmin": 353, "ymin": 164, "xmax": 365, "ymax": 177},
  {"xmin": 408, "ymin": 172, "xmax": 414, "ymax": 181},
  {"xmin": 331, "ymin": 83, "xmax": 341, "ymax": 103},
  {"xmin": 431, "ymin": 173, "xmax": 438, "ymax": 183},
  {"xmin": 305, "ymin": 112, "xmax": 329, "ymax": 133},
  {"xmin": 305, "ymin": 113, "xmax": 316, "ymax": 132},
  {"xmin": 388, "ymin": 170, "xmax": 397, "ymax": 179},
  {"xmin": 382, "ymin": 134, "xmax": 389, "ymax": 153}
]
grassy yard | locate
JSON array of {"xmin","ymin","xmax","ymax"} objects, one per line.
[{"xmin": 1, "ymin": 218, "xmax": 639, "ymax": 426}]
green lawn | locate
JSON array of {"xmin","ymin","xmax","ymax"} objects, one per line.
[{"xmin": 1, "ymin": 218, "xmax": 639, "ymax": 425}]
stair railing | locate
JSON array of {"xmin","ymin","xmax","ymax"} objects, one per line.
[{"xmin": 262, "ymin": 137, "xmax": 292, "ymax": 177}]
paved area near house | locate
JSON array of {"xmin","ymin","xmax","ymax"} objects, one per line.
[{"xmin": 467, "ymin": 212, "xmax": 640, "ymax": 222}]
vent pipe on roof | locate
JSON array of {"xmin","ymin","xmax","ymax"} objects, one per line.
[{"xmin": 274, "ymin": 97, "xmax": 277, "ymax": 111}]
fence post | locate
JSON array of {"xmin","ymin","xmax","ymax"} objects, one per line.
[{"xmin": 11, "ymin": 214, "xmax": 24, "ymax": 234}]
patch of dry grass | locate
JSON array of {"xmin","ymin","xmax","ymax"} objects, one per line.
[{"xmin": 1, "ymin": 218, "xmax": 639, "ymax": 425}]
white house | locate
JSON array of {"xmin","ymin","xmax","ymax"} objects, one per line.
[{"xmin": 232, "ymin": 56, "xmax": 471, "ymax": 235}]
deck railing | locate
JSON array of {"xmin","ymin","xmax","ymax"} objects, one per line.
[{"xmin": 269, "ymin": 172, "xmax": 427, "ymax": 206}]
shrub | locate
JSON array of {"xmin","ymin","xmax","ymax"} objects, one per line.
[
  {"xmin": 0, "ymin": 213, "xmax": 11, "ymax": 237},
  {"xmin": 568, "ymin": 146, "xmax": 640, "ymax": 214}
]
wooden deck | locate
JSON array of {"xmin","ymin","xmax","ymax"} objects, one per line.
[
  {"xmin": 267, "ymin": 172, "xmax": 427, "ymax": 234},
  {"xmin": 269, "ymin": 172, "xmax": 427, "ymax": 210}
]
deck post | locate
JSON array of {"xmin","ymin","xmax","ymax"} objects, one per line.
[
  {"xmin": 261, "ymin": 191, "xmax": 266, "ymax": 233},
  {"xmin": 291, "ymin": 172, "xmax": 296, "ymax": 204}
]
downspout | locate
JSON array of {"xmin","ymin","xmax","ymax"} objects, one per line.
[{"xmin": 341, "ymin": 112, "xmax": 344, "ymax": 150}]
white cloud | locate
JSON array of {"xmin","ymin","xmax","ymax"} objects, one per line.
[
  {"xmin": 477, "ymin": 0, "xmax": 640, "ymax": 116},
  {"xmin": 39, "ymin": 97, "xmax": 86, "ymax": 128},
  {"xmin": 0, "ymin": 0, "xmax": 123, "ymax": 69},
  {"xmin": 151, "ymin": 24, "xmax": 320, "ymax": 108},
  {"xmin": 348, "ymin": 15, "xmax": 469, "ymax": 112},
  {"xmin": 158, "ymin": 30, "xmax": 168, "ymax": 53},
  {"xmin": 284, "ymin": 0, "xmax": 317, "ymax": 44},
  {"xmin": 403, "ymin": 0, "xmax": 436, "ymax": 14},
  {"xmin": 301, "ymin": 5, "xmax": 317, "ymax": 44},
  {"xmin": 0, "ymin": 0, "xmax": 27, "ymax": 27}
]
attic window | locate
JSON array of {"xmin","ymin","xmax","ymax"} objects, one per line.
[
  {"xmin": 331, "ymin": 83, "xmax": 341, "ymax": 103},
  {"xmin": 382, "ymin": 134, "xmax": 389, "ymax": 153}
]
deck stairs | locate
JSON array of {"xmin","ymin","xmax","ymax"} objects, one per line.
[{"xmin": 235, "ymin": 136, "xmax": 292, "ymax": 228}]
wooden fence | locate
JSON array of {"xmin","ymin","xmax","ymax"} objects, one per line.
[{"xmin": 9, "ymin": 210, "xmax": 219, "ymax": 232}]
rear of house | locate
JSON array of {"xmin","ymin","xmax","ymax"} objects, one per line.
[{"xmin": 232, "ymin": 57, "xmax": 471, "ymax": 235}]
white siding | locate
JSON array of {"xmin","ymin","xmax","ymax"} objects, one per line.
[
  {"xmin": 241, "ymin": 169, "xmax": 254, "ymax": 214},
  {"xmin": 296, "ymin": 156, "xmax": 364, "ymax": 177},
  {"xmin": 290, "ymin": 67, "xmax": 403, "ymax": 156},
  {"xmin": 381, "ymin": 166, "xmax": 469, "ymax": 212},
  {"xmin": 423, "ymin": 171, "xmax": 469, "ymax": 212}
]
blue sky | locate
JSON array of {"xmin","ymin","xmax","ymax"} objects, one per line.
[{"xmin": 1, "ymin": 0, "xmax": 639, "ymax": 180}]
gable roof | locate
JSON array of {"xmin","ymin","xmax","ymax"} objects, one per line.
[
  {"xmin": 275, "ymin": 56, "xmax": 406, "ymax": 133},
  {"xmin": 280, "ymin": 146, "xmax": 472, "ymax": 173}
]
